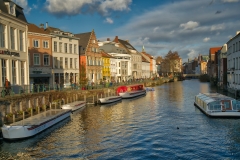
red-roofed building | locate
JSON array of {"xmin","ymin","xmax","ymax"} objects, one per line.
[{"xmin": 208, "ymin": 47, "xmax": 221, "ymax": 80}]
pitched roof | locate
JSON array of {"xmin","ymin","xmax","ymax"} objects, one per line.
[
  {"xmin": 28, "ymin": 23, "xmax": 50, "ymax": 34},
  {"xmin": 113, "ymin": 36, "xmax": 138, "ymax": 53},
  {"xmin": 74, "ymin": 32, "xmax": 91, "ymax": 48},
  {"xmin": 101, "ymin": 51, "xmax": 114, "ymax": 58},
  {"xmin": 142, "ymin": 55, "xmax": 149, "ymax": 63},
  {"xmin": 0, "ymin": 0, "xmax": 27, "ymax": 22},
  {"xmin": 142, "ymin": 51, "xmax": 153, "ymax": 59}
]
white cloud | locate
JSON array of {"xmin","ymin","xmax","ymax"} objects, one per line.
[
  {"xmin": 203, "ymin": 37, "xmax": 210, "ymax": 42},
  {"xmin": 187, "ymin": 49, "xmax": 198, "ymax": 59},
  {"xmin": 153, "ymin": 27, "xmax": 159, "ymax": 32},
  {"xmin": 99, "ymin": 0, "xmax": 132, "ymax": 15},
  {"xmin": 180, "ymin": 21, "xmax": 199, "ymax": 30},
  {"xmin": 222, "ymin": 0, "xmax": 239, "ymax": 2},
  {"xmin": 105, "ymin": 17, "xmax": 113, "ymax": 24},
  {"xmin": 210, "ymin": 24, "xmax": 225, "ymax": 31},
  {"xmin": 13, "ymin": 0, "xmax": 32, "ymax": 13},
  {"xmin": 45, "ymin": 0, "xmax": 132, "ymax": 17}
]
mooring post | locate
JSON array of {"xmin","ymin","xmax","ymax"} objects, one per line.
[
  {"xmin": 50, "ymin": 103, "xmax": 52, "ymax": 110},
  {"xmin": 84, "ymin": 95, "xmax": 86, "ymax": 102},
  {"xmin": 31, "ymin": 108, "xmax": 33, "ymax": 117},
  {"xmin": 13, "ymin": 114, "xmax": 15, "ymax": 123}
]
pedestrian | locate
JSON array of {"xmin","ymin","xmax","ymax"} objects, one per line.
[{"xmin": 5, "ymin": 78, "xmax": 11, "ymax": 96}]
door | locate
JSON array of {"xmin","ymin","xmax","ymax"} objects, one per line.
[{"xmin": 221, "ymin": 100, "xmax": 232, "ymax": 110}]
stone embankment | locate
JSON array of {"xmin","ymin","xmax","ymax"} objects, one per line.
[{"xmin": 0, "ymin": 78, "xmax": 170, "ymax": 127}]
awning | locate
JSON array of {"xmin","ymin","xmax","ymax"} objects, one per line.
[{"xmin": 30, "ymin": 74, "xmax": 51, "ymax": 77}]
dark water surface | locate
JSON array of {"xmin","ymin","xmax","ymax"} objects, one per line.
[{"xmin": 1, "ymin": 80, "xmax": 240, "ymax": 159}]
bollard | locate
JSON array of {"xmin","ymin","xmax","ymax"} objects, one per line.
[
  {"xmin": 93, "ymin": 95, "xmax": 94, "ymax": 104},
  {"xmin": 13, "ymin": 114, "xmax": 15, "ymax": 123},
  {"xmin": 31, "ymin": 108, "xmax": 33, "ymax": 116}
]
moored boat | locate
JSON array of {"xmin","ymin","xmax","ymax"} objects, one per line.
[
  {"xmin": 61, "ymin": 101, "xmax": 86, "ymax": 112},
  {"xmin": 194, "ymin": 93, "xmax": 240, "ymax": 118},
  {"xmin": 116, "ymin": 84, "xmax": 146, "ymax": 99},
  {"xmin": 98, "ymin": 95, "xmax": 122, "ymax": 104},
  {"xmin": 1, "ymin": 109, "xmax": 71, "ymax": 140}
]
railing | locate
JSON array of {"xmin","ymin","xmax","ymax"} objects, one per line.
[{"xmin": 0, "ymin": 78, "xmax": 166, "ymax": 98}]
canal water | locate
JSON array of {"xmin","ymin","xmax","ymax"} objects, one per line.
[{"xmin": 1, "ymin": 79, "xmax": 240, "ymax": 159}]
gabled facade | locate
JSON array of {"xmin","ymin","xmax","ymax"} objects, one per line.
[
  {"xmin": 98, "ymin": 39, "xmax": 131, "ymax": 82},
  {"xmin": 0, "ymin": 0, "xmax": 29, "ymax": 89},
  {"xmin": 114, "ymin": 36, "xmax": 142, "ymax": 79},
  {"xmin": 141, "ymin": 55, "xmax": 150, "ymax": 78},
  {"xmin": 75, "ymin": 30, "xmax": 102, "ymax": 83},
  {"xmin": 28, "ymin": 23, "xmax": 53, "ymax": 85},
  {"xmin": 101, "ymin": 50, "xmax": 112, "ymax": 81},
  {"xmin": 226, "ymin": 31, "xmax": 240, "ymax": 94},
  {"xmin": 45, "ymin": 24, "xmax": 79, "ymax": 88}
]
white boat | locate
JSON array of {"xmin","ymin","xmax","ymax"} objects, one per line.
[
  {"xmin": 61, "ymin": 101, "xmax": 86, "ymax": 112},
  {"xmin": 116, "ymin": 84, "xmax": 146, "ymax": 99},
  {"xmin": 194, "ymin": 93, "xmax": 240, "ymax": 118},
  {"xmin": 98, "ymin": 95, "xmax": 122, "ymax": 104},
  {"xmin": 1, "ymin": 109, "xmax": 71, "ymax": 140}
]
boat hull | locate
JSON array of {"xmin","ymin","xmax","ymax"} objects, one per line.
[
  {"xmin": 119, "ymin": 89, "xmax": 146, "ymax": 99},
  {"xmin": 1, "ymin": 109, "xmax": 71, "ymax": 140},
  {"xmin": 194, "ymin": 102, "xmax": 240, "ymax": 118},
  {"xmin": 61, "ymin": 101, "xmax": 86, "ymax": 112},
  {"xmin": 98, "ymin": 96, "xmax": 122, "ymax": 104}
]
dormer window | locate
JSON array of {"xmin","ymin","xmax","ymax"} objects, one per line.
[{"xmin": 5, "ymin": 2, "xmax": 16, "ymax": 16}]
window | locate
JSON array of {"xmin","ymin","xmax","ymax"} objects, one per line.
[
  {"xmin": 59, "ymin": 42, "xmax": 62, "ymax": 52},
  {"xmin": 0, "ymin": 24, "xmax": 5, "ymax": 48},
  {"xmin": 54, "ymin": 41, "xmax": 57, "ymax": 52},
  {"xmin": 44, "ymin": 55, "xmax": 49, "ymax": 65},
  {"xmin": 12, "ymin": 61, "xmax": 16, "ymax": 85},
  {"xmin": 64, "ymin": 43, "xmax": 67, "ymax": 53},
  {"xmin": 10, "ymin": 27, "xmax": 15, "ymax": 49},
  {"xmin": 21, "ymin": 61, "xmax": 25, "ymax": 85},
  {"xmin": 2, "ymin": 59, "xmax": 6, "ymax": 87},
  {"xmin": 69, "ymin": 44, "xmax": 72, "ymax": 53},
  {"xmin": 33, "ymin": 40, "xmax": 39, "ymax": 48},
  {"xmin": 74, "ymin": 44, "xmax": 77, "ymax": 54},
  {"xmin": 19, "ymin": 30, "xmax": 24, "ymax": 51},
  {"xmin": 43, "ymin": 41, "xmax": 49, "ymax": 48},
  {"xmin": 74, "ymin": 58, "xmax": 77, "ymax": 68},
  {"xmin": 54, "ymin": 57, "xmax": 58, "ymax": 68},
  {"xmin": 60, "ymin": 57, "xmax": 63, "ymax": 69},
  {"xmin": 70, "ymin": 58, "xmax": 73, "ymax": 68},
  {"xmin": 233, "ymin": 44, "xmax": 235, "ymax": 52},
  {"xmin": 34, "ymin": 54, "xmax": 40, "ymax": 65},
  {"xmin": 65, "ymin": 58, "xmax": 68, "ymax": 69}
]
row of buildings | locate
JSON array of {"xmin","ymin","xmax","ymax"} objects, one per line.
[
  {"xmin": 182, "ymin": 30, "xmax": 240, "ymax": 94},
  {"xmin": 0, "ymin": 0, "xmax": 158, "ymax": 89}
]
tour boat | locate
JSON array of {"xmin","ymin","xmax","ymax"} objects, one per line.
[
  {"xmin": 61, "ymin": 101, "xmax": 86, "ymax": 112},
  {"xmin": 98, "ymin": 95, "xmax": 122, "ymax": 104},
  {"xmin": 1, "ymin": 109, "xmax": 72, "ymax": 140},
  {"xmin": 194, "ymin": 93, "xmax": 240, "ymax": 118},
  {"xmin": 116, "ymin": 84, "xmax": 146, "ymax": 99}
]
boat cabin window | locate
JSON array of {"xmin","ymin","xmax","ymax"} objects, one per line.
[
  {"xmin": 221, "ymin": 100, "xmax": 232, "ymax": 110},
  {"xmin": 232, "ymin": 100, "xmax": 240, "ymax": 110},
  {"xmin": 208, "ymin": 102, "xmax": 222, "ymax": 111}
]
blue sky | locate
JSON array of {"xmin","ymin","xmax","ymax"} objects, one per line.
[{"xmin": 13, "ymin": 0, "xmax": 240, "ymax": 62}]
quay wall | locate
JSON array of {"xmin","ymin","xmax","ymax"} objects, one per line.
[{"xmin": 0, "ymin": 78, "xmax": 170, "ymax": 127}]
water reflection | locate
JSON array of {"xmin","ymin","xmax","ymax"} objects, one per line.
[{"xmin": 2, "ymin": 80, "xmax": 240, "ymax": 159}]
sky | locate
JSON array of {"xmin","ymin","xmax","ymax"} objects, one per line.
[{"xmin": 13, "ymin": 0, "xmax": 240, "ymax": 63}]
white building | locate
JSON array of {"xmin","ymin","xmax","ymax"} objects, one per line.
[
  {"xmin": 227, "ymin": 31, "xmax": 240, "ymax": 94},
  {"xmin": 0, "ymin": 1, "xmax": 29, "ymax": 90},
  {"xmin": 98, "ymin": 39, "xmax": 131, "ymax": 82},
  {"xmin": 45, "ymin": 25, "xmax": 79, "ymax": 87},
  {"xmin": 142, "ymin": 56, "xmax": 150, "ymax": 78}
]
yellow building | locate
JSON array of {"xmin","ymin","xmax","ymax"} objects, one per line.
[{"xmin": 101, "ymin": 51, "xmax": 112, "ymax": 81}]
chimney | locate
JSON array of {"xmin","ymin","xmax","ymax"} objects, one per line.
[
  {"xmin": 114, "ymin": 36, "xmax": 118, "ymax": 42},
  {"xmin": 46, "ymin": 22, "xmax": 48, "ymax": 28},
  {"xmin": 107, "ymin": 38, "xmax": 110, "ymax": 41},
  {"xmin": 236, "ymin": 31, "xmax": 240, "ymax": 35},
  {"xmin": 126, "ymin": 40, "xmax": 129, "ymax": 43}
]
